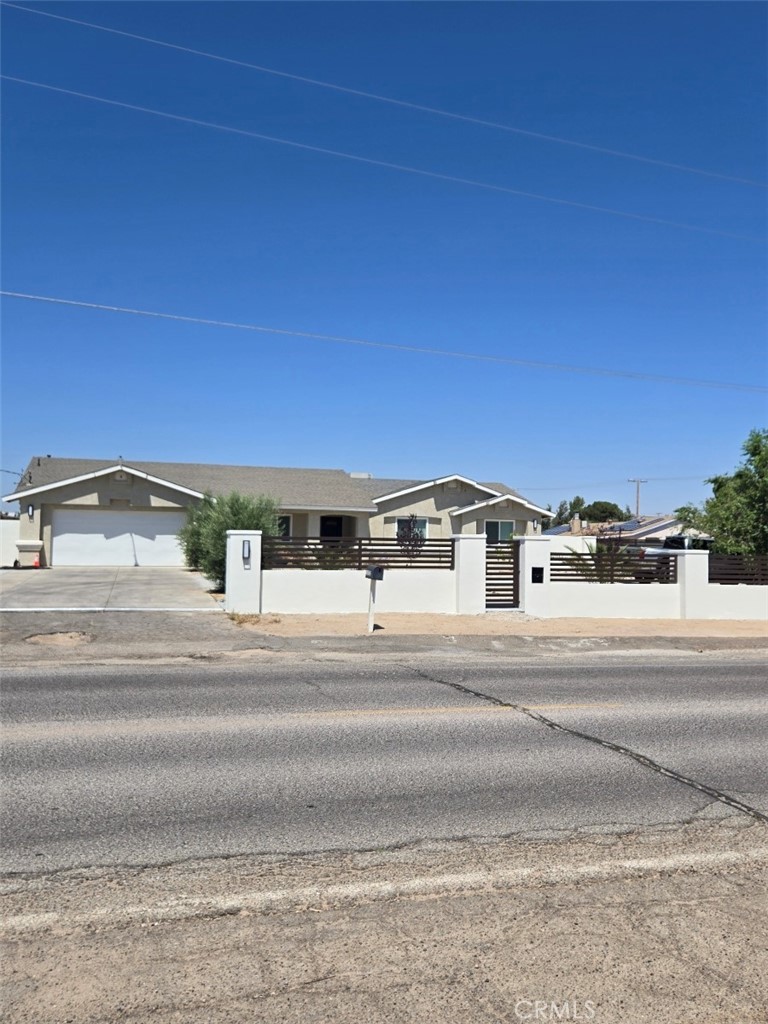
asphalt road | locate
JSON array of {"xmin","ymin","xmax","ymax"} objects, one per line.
[{"xmin": 2, "ymin": 653, "xmax": 766, "ymax": 872}]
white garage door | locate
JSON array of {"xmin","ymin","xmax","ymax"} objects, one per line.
[{"xmin": 51, "ymin": 509, "xmax": 187, "ymax": 566}]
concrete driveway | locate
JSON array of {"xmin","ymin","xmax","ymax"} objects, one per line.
[{"xmin": 0, "ymin": 567, "xmax": 222, "ymax": 611}]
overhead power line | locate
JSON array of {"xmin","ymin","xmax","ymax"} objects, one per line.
[
  {"xmin": 2, "ymin": 0, "xmax": 765, "ymax": 189},
  {"xmin": 519, "ymin": 478, "xmax": 709, "ymax": 490},
  {"xmin": 2, "ymin": 76, "xmax": 762, "ymax": 243},
  {"xmin": 3, "ymin": 290, "xmax": 766, "ymax": 395}
]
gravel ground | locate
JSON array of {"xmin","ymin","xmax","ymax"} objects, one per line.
[{"xmin": 3, "ymin": 820, "xmax": 767, "ymax": 1024}]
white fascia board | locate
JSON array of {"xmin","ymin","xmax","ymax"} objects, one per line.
[
  {"xmin": 2, "ymin": 464, "xmax": 204, "ymax": 503},
  {"xmin": 373, "ymin": 475, "xmax": 499, "ymax": 504},
  {"xmin": 452, "ymin": 493, "xmax": 552, "ymax": 517},
  {"xmin": 279, "ymin": 505, "xmax": 375, "ymax": 513}
]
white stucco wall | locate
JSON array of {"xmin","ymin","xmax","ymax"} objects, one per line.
[
  {"xmin": 261, "ymin": 568, "xmax": 456, "ymax": 614},
  {"xmin": 683, "ymin": 583, "xmax": 768, "ymax": 620},
  {"xmin": 545, "ymin": 581, "xmax": 682, "ymax": 618},
  {"xmin": 1, "ymin": 518, "xmax": 20, "ymax": 566}
]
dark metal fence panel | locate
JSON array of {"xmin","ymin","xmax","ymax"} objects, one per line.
[
  {"xmin": 486, "ymin": 541, "xmax": 520, "ymax": 607},
  {"xmin": 550, "ymin": 551, "xmax": 678, "ymax": 584},
  {"xmin": 709, "ymin": 554, "xmax": 768, "ymax": 586},
  {"xmin": 262, "ymin": 537, "xmax": 455, "ymax": 570}
]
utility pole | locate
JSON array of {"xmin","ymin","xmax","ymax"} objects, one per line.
[{"xmin": 628, "ymin": 478, "xmax": 647, "ymax": 518}]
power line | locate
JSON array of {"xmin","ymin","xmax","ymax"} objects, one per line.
[
  {"xmin": 3, "ymin": 290, "xmax": 766, "ymax": 395},
  {"xmin": 2, "ymin": 0, "xmax": 765, "ymax": 189},
  {"xmin": 520, "ymin": 478, "xmax": 709, "ymax": 490},
  {"xmin": 2, "ymin": 76, "xmax": 761, "ymax": 244}
]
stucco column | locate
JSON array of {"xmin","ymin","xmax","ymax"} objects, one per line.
[
  {"xmin": 225, "ymin": 530, "xmax": 262, "ymax": 614},
  {"xmin": 676, "ymin": 549, "xmax": 710, "ymax": 619},
  {"xmin": 453, "ymin": 534, "xmax": 486, "ymax": 614},
  {"xmin": 518, "ymin": 536, "xmax": 552, "ymax": 617}
]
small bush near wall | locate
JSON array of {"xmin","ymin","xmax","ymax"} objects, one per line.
[{"xmin": 179, "ymin": 492, "xmax": 279, "ymax": 590}]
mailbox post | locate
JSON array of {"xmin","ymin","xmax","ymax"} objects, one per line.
[{"xmin": 365, "ymin": 565, "xmax": 385, "ymax": 633}]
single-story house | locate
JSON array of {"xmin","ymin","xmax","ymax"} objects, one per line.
[{"xmin": 3, "ymin": 457, "xmax": 551, "ymax": 567}]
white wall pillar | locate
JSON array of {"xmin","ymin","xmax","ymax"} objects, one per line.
[
  {"xmin": 676, "ymin": 549, "xmax": 710, "ymax": 619},
  {"xmin": 518, "ymin": 536, "xmax": 552, "ymax": 617},
  {"xmin": 225, "ymin": 530, "xmax": 262, "ymax": 614},
  {"xmin": 453, "ymin": 534, "xmax": 486, "ymax": 614}
]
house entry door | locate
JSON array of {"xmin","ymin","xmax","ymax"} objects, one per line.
[{"xmin": 320, "ymin": 515, "xmax": 357, "ymax": 539}]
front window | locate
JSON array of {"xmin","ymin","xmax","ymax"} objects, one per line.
[
  {"xmin": 396, "ymin": 517, "xmax": 427, "ymax": 539},
  {"xmin": 277, "ymin": 515, "xmax": 291, "ymax": 538},
  {"xmin": 485, "ymin": 520, "xmax": 516, "ymax": 545}
]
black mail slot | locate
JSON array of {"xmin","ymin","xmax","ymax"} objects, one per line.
[
  {"xmin": 531, "ymin": 567, "xmax": 544, "ymax": 584},
  {"xmin": 365, "ymin": 565, "xmax": 385, "ymax": 581}
]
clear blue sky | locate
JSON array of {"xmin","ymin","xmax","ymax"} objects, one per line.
[{"xmin": 2, "ymin": 1, "xmax": 766, "ymax": 516}]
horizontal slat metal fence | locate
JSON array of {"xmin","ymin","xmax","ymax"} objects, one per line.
[
  {"xmin": 550, "ymin": 551, "xmax": 678, "ymax": 584},
  {"xmin": 262, "ymin": 537, "xmax": 455, "ymax": 570},
  {"xmin": 709, "ymin": 554, "xmax": 768, "ymax": 585},
  {"xmin": 485, "ymin": 542, "xmax": 520, "ymax": 608}
]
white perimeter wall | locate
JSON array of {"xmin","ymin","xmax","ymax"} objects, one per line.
[
  {"xmin": 682, "ymin": 584, "xmax": 768, "ymax": 620},
  {"xmin": 262, "ymin": 568, "xmax": 455, "ymax": 614},
  {"xmin": 545, "ymin": 582, "xmax": 681, "ymax": 619},
  {"xmin": 1, "ymin": 519, "xmax": 20, "ymax": 566}
]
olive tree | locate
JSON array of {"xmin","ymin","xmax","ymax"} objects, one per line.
[{"xmin": 178, "ymin": 491, "xmax": 280, "ymax": 589}]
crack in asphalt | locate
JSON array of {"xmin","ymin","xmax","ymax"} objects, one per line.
[{"xmin": 409, "ymin": 668, "xmax": 768, "ymax": 825}]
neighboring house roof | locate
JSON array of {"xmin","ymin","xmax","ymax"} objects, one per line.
[
  {"xmin": 594, "ymin": 515, "xmax": 682, "ymax": 538},
  {"xmin": 3, "ymin": 457, "xmax": 543, "ymax": 515},
  {"xmin": 544, "ymin": 514, "xmax": 704, "ymax": 540}
]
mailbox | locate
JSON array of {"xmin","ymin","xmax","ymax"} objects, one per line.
[
  {"xmin": 531, "ymin": 566, "xmax": 544, "ymax": 584},
  {"xmin": 365, "ymin": 565, "xmax": 385, "ymax": 581}
]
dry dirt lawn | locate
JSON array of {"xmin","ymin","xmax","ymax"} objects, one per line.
[{"xmin": 232, "ymin": 612, "xmax": 768, "ymax": 638}]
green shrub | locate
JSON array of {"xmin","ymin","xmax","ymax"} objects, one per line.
[
  {"xmin": 179, "ymin": 491, "xmax": 280, "ymax": 589},
  {"xmin": 177, "ymin": 492, "xmax": 216, "ymax": 571}
]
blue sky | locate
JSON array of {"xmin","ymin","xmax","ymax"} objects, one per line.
[{"xmin": 2, "ymin": 1, "xmax": 766, "ymax": 516}]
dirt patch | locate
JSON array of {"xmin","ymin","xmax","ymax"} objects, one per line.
[
  {"xmin": 24, "ymin": 631, "xmax": 92, "ymax": 647},
  {"xmin": 230, "ymin": 612, "xmax": 768, "ymax": 638}
]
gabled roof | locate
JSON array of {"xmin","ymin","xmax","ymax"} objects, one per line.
[
  {"xmin": 2, "ymin": 463, "xmax": 205, "ymax": 502},
  {"xmin": 452, "ymin": 492, "xmax": 552, "ymax": 517},
  {"xmin": 3, "ymin": 457, "xmax": 544, "ymax": 516},
  {"xmin": 4, "ymin": 457, "xmax": 378, "ymax": 510},
  {"xmin": 372, "ymin": 474, "xmax": 500, "ymax": 504}
]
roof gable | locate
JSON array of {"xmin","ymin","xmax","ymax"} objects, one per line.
[
  {"xmin": 373, "ymin": 475, "xmax": 500, "ymax": 504},
  {"xmin": 452, "ymin": 493, "xmax": 552, "ymax": 517},
  {"xmin": 2, "ymin": 463, "xmax": 204, "ymax": 503}
]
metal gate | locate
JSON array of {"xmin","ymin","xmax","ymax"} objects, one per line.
[{"xmin": 486, "ymin": 541, "xmax": 520, "ymax": 608}]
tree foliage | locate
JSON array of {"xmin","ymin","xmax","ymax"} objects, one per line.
[
  {"xmin": 676, "ymin": 429, "xmax": 768, "ymax": 556},
  {"xmin": 178, "ymin": 491, "xmax": 280, "ymax": 589},
  {"xmin": 548, "ymin": 496, "xmax": 630, "ymax": 527},
  {"xmin": 581, "ymin": 500, "xmax": 630, "ymax": 523}
]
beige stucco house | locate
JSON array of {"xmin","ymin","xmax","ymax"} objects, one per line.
[{"xmin": 3, "ymin": 457, "xmax": 550, "ymax": 567}]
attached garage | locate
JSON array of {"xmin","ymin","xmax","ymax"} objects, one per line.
[{"xmin": 51, "ymin": 509, "xmax": 187, "ymax": 567}]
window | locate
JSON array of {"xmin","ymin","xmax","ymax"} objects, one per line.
[
  {"xmin": 277, "ymin": 515, "xmax": 291, "ymax": 538},
  {"xmin": 396, "ymin": 517, "xmax": 427, "ymax": 539},
  {"xmin": 485, "ymin": 520, "xmax": 516, "ymax": 545}
]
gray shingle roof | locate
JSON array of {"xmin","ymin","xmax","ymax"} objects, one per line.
[{"xmin": 9, "ymin": 457, "xmax": 533, "ymax": 512}]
